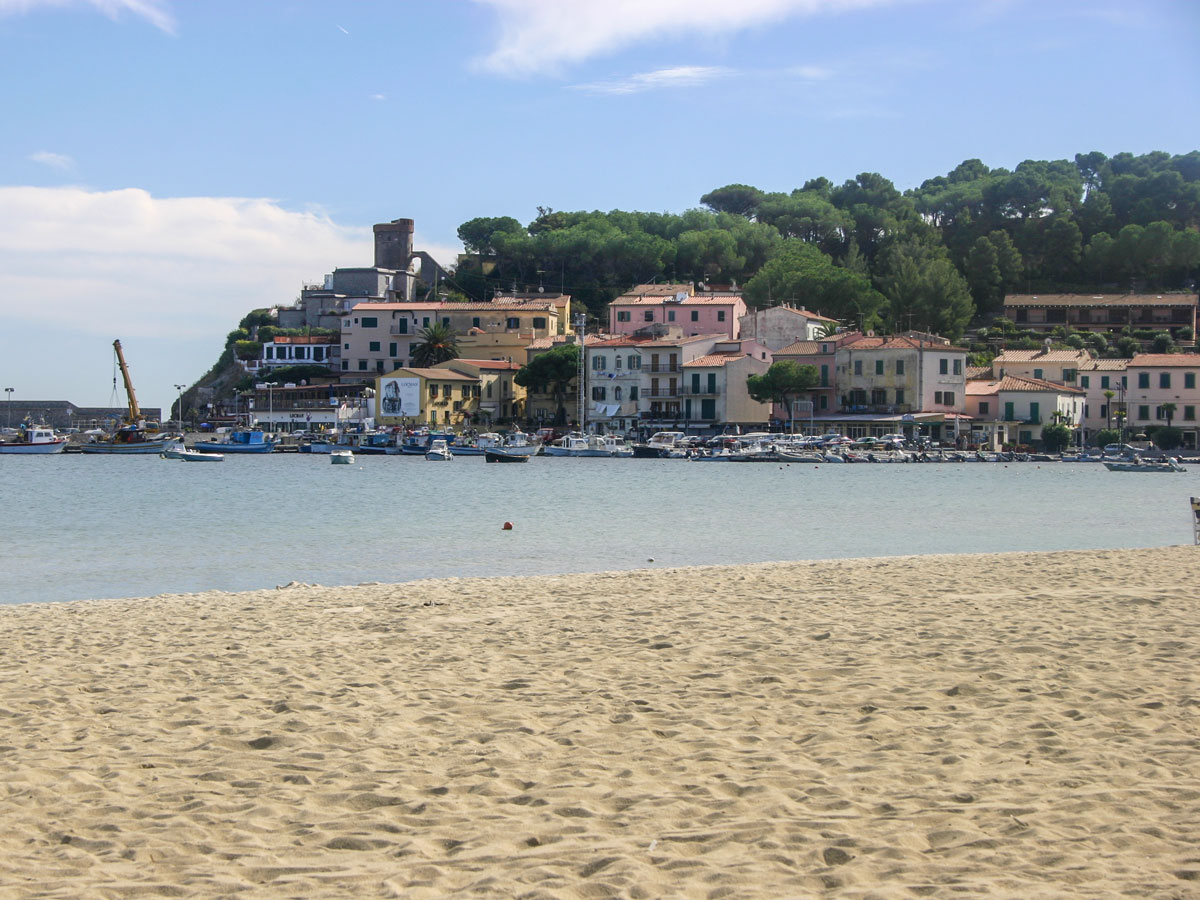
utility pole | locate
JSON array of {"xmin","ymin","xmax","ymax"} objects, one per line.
[{"xmin": 575, "ymin": 313, "xmax": 587, "ymax": 432}]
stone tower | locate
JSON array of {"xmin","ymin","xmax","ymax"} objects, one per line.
[{"xmin": 373, "ymin": 218, "xmax": 415, "ymax": 270}]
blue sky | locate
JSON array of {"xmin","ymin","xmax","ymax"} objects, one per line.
[{"xmin": 1, "ymin": 0, "xmax": 1198, "ymax": 413}]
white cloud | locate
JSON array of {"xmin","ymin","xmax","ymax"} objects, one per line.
[
  {"xmin": 29, "ymin": 150, "xmax": 76, "ymax": 170},
  {"xmin": 571, "ymin": 65, "xmax": 733, "ymax": 95},
  {"xmin": 0, "ymin": 0, "xmax": 176, "ymax": 33},
  {"xmin": 0, "ymin": 187, "xmax": 370, "ymax": 408},
  {"xmin": 472, "ymin": 0, "xmax": 901, "ymax": 76},
  {"xmin": 370, "ymin": 93, "xmax": 387, "ymax": 101},
  {"xmin": 787, "ymin": 64, "xmax": 834, "ymax": 80}
]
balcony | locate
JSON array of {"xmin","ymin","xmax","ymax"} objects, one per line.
[
  {"xmin": 388, "ymin": 326, "xmax": 410, "ymax": 335},
  {"xmin": 647, "ymin": 364, "xmax": 680, "ymax": 373}
]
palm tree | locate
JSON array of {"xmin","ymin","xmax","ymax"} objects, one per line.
[
  {"xmin": 411, "ymin": 323, "xmax": 460, "ymax": 367},
  {"xmin": 1162, "ymin": 402, "xmax": 1176, "ymax": 428}
]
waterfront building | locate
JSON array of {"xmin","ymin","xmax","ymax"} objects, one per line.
[
  {"xmin": 1077, "ymin": 357, "xmax": 1131, "ymax": 442},
  {"xmin": 242, "ymin": 334, "xmax": 341, "ymax": 377},
  {"xmin": 432, "ymin": 358, "xmax": 525, "ymax": 426},
  {"xmin": 374, "ymin": 368, "xmax": 478, "ymax": 428},
  {"xmin": 1002, "ymin": 293, "xmax": 1198, "ymax": 341},
  {"xmin": 607, "ymin": 283, "xmax": 746, "ymax": 340},
  {"xmin": 738, "ymin": 305, "xmax": 841, "ymax": 350},
  {"xmin": 678, "ymin": 349, "xmax": 772, "ymax": 432},
  {"xmin": 1122, "ymin": 353, "xmax": 1200, "ymax": 448},
  {"xmin": 965, "ymin": 376, "xmax": 1086, "ymax": 450},
  {"xmin": 991, "ymin": 348, "xmax": 1093, "ymax": 386}
]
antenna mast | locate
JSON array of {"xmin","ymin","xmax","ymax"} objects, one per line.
[{"xmin": 574, "ymin": 313, "xmax": 587, "ymax": 432}]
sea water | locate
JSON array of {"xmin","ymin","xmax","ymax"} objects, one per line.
[{"xmin": 3, "ymin": 453, "xmax": 1196, "ymax": 605}]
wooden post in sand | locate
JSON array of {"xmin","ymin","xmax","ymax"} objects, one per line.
[{"xmin": 1193, "ymin": 497, "xmax": 1200, "ymax": 545}]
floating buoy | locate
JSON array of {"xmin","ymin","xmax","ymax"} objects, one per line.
[
  {"xmin": 647, "ymin": 557, "xmax": 655, "ymax": 562},
  {"xmin": 502, "ymin": 521, "xmax": 513, "ymax": 530}
]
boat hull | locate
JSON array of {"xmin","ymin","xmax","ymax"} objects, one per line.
[
  {"xmin": 0, "ymin": 440, "xmax": 68, "ymax": 454},
  {"xmin": 485, "ymin": 450, "xmax": 529, "ymax": 463},
  {"xmin": 80, "ymin": 438, "xmax": 175, "ymax": 454},
  {"xmin": 192, "ymin": 441, "xmax": 276, "ymax": 454}
]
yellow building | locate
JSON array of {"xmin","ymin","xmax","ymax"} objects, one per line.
[
  {"xmin": 432, "ymin": 359, "xmax": 525, "ymax": 426},
  {"xmin": 375, "ymin": 368, "xmax": 478, "ymax": 428}
]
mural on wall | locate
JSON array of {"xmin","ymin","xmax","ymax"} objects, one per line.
[{"xmin": 379, "ymin": 377, "xmax": 421, "ymax": 417}]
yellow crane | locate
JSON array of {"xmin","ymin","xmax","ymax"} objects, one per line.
[{"xmin": 112, "ymin": 339, "xmax": 142, "ymax": 425}]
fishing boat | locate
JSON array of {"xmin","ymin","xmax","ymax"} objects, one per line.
[
  {"xmin": 0, "ymin": 423, "xmax": 68, "ymax": 454},
  {"xmin": 79, "ymin": 340, "xmax": 178, "ymax": 454},
  {"xmin": 193, "ymin": 428, "xmax": 277, "ymax": 454},
  {"xmin": 330, "ymin": 449, "xmax": 355, "ymax": 465},
  {"xmin": 1104, "ymin": 456, "xmax": 1186, "ymax": 472},
  {"xmin": 485, "ymin": 448, "xmax": 529, "ymax": 463}
]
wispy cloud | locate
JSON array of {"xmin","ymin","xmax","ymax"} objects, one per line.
[
  {"xmin": 370, "ymin": 93, "xmax": 387, "ymax": 101},
  {"xmin": 786, "ymin": 64, "xmax": 834, "ymax": 80},
  {"xmin": 0, "ymin": 0, "xmax": 176, "ymax": 33},
  {"xmin": 472, "ymin": 0, "xmax": 904, "ymax": 76},
  {"xmin": 571, "ymin": 65, "xmax": 733, "ymax": 95},
  {"xmin": 29, "ymin": 150, "xmax": 76, "ymax": 171}
]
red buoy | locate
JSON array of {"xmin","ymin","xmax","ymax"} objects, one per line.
[{"xmin": 502, "ymin": 521, "xmax": 514, "ymax": 530}]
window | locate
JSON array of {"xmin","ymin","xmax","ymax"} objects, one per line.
[
  {"xmin": 1080, "ymin": 375, "xmax": 1089, "ymax": 388},
  {"xmin": 369, "ymin": 341, "xmax": 381, "ymax": 352},
  {"xmin": 854, "ymin": 360, "xmax": 863, "ymax": 375},
  {"xmin": 453, "ymin": 401, "xmax": 462, "ymax": 411},
  {"xmin": 358, "ymin": 360, "xmax": 367, "ymax": 371},
  {"xmin": 429, "ymin": 384, "xmax": 438, "ymax": 398},
  {"xmin": 461, "ymin": 385, "xmax": 471, "ymax": 399},
  {"xmin": 592, "ymin": 355, "xmax": 606, "ymax": 370},
  {"xmin": 1160, "ymin": 373, "xmax": 1171, "ymax": 389},
  {"xmin": 934, "ymin": 391, "xmax": 955, "ymax": 406},
  {"xmin": 978, "ymin": 401, "xmax": 989, "ymax": 416},
  {"xmin": 1138, "ymin": 373, "xmax": 1150, "ymax": 389},
  {"xmin": 871, "ymin": 388, "xmax": 886, "ymax": 405},
  {"xmin": 1099, "ymin": 404, "xmax": 1107, "ymax": 419},
  {"xmin": 1187, "ymin": 373, "xmax": 1196, "ymax": 389},
  {"xmin": 344, "ymin": 343, "xmax": 350, "ymax": 350},
  {"xmin": 313, "ymin": 348, "xmax": 324, "ymax": 361},
  {"xmin": 1004, "ymin": 401, "xmax": 1014, "ymax": 421},
  {"xmin": 422, "ymin": 317, "xmax": 430, "ymax": 327},
  {"xmin": 895, "ymin": 389, "xmax": 905, "ymax": 405},
  {"xmin": 644, "ymin": 311, "xmax": 654, "ymax": 322},
  {"xmin": 953, "ymin": 359, "xmax": 962, "ymax": 375},
  {"xmin": 361, "ymin": 317, "xmax": 378, "ymax": 328},
  {"xmin": 533, "ymin": 317, "xmax": 546, "ymax": 329},
  {"xmin": 717, "ymin": 310, "xmax": 726, "ymax": 322},
  {"xmin": 1029, "ymin": 401, "xmax": 1039, "ymax": 422},
  {"xmin": 343, "ymin": 319, "xmax": 350, "ymax": 328},
  {"xmin": 896, "ymin": 360, "xmax": 904, "ymax": 375},
  {"xmin": 472, "ymin": 317, "xmax": 481, "ymax": 328},
  {"xmin": 820, "ymin": 364, "xmax": 829, "ymax": 387},
  {"xmin": 506, "ymin": 317, "xmax": 519, "ymax": 329},
  {"xmin": 341, "ymin": 360, "xmax": 348, "ymax": 371},
  {"xmin": 630, "ymin": 386, "xmax": 639, "ymax": 400},
  {"xmin": 819, "ymin": 395, "xmax": 828, "ymax": 409},
  {"xmin": 690, "ymin": 310, "xmax": 699, "ymax": 322},
  {"xmin": 629, "ymin": 355, "xmax": 641, "ymax": 369},
  {"xmin": 667, "ymin": 310, "xmax": 676, "ymax": 322},
  {"xmin": 1063, "ymin": 368, "xmax": 1076, "ymax": 382},
  {"xmin": 1185, "ymin": 406, "xmax": 1196, "ymax": 421},
  {"xmin": 592, "ymin": 386, "xmax": 606, "ymax": 401},
  {"xmin": 389, "ymin": 343, "xmax": 397, "ymax": 356},
  {"xmin": 1138, "ymin": 404, "xmax": 1150, "ymax": 420},
  {"xmin": 617, "ymin": 310, "xmax": 631, "ymax": 322},
  {"xmin": 265, "ymin": 346, "xmax": 274, "ymax": 359},
  {"xmin": 442, "ymin": 317, "xmax": 451, "ymax": 327},
  {"xmin": 875, "ymin": 360, "xmax": 884, "ymax": 375},
  {"xmin": 1100, "ymin": 375, "xmax": 1109, "ymax": 388},
  {"xmin": 1033, "ymin": 368, "xmax": 1043, "ymax": 380},
  {"xmin": 397, "ymin": 319, "xmax": 408, "ymax": 334},
  {"xmin": 615, "ymin": 387, "xmax": 622, "ymax": 401},
  {"xmin": 376, "ymin": 361, "xmax": 385, "ymax": 373},
  {"xmin": 940, "ymin": 359, "xmax": 949, "ymax": 375}
]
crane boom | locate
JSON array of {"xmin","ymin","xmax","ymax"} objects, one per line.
[{"xmin": 113, "ymin": 339, "xmax": 142, "ymax": 423}]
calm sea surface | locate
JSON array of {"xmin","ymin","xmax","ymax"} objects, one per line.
[{"xmin": 4, "ymin": 453, "xmax": 1198, "ymax": 605}]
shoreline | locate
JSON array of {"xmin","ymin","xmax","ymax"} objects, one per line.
[{"xmin": 3, "ymin": 545, "xmax": 1198, "ymax": 898}]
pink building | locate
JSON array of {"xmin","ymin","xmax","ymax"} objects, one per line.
[{"xmin": 607, "ymin": 283, "xmax": 746, "ymax": 339}]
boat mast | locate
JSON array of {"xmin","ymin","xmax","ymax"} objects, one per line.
[
  {"xmin": 574, "ymin": 313, "xmax": 587, "ymax": 432},
  {"xmin": 113, "ymin": 339, "xmax": 142, "ymax": 424}
]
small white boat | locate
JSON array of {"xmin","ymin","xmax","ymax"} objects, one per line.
[
  {"xmin": 425, "ymin": 439, "xmax": 453, "ymax": 461},
  {"xmin": 544, "ymin": 433, "xmax": 588, "ymax": 457},
  {"xmin": 161, "ymin": 444, "xmax": 224, "ymax": 462},
  {"xmin": 331, "ymin": 449, "xmax": 355, "ymax": 465},
  {"xmin": 1104, "ymin": 456, "xmax": 1185, "ymax": 472},
  {"xmin": 0, "ymin": 424, "xmax": 68, "ymax": 455}
]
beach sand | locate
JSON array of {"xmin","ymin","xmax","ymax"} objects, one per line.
[{"xmin": 2, "ymin": 546, "xmax": 1199, "ymax": 899}]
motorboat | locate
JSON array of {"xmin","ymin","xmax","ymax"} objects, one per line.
[
  {"xmin": 0, "ymin": 423, "xmax": 67, "ymax": 454},
  {"xmin": 574, "ymin": 434, "xmax": 634, "ymax": 458},
  {"xmin": 331, "ymin": 449, "xmax": 355, "ymax": 465},
  {"xmin": 632, "ymin": 431, "xmax": 687, "ymax": 458},
  {"xmin": 543, "ymin": 433, "xmax": 588, "ymax": 457},
  {"xmin": 449, "ymin": 432, "xmax": 504, "ymax": 456},
  {"xmin": 425, "ymin": 438, "xmax": 453, "ymax": 461},
  {"xmin": 1104, "ymin": 456, "xmax": 1185, "ymax": 472},
  {"xmin": 161, "ymin": 443, "xmax": 224, "ymax": 462}
]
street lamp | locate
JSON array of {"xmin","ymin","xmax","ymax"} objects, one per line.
[
  {"xmin": 4, "ymin": 387, "xmax": 12, "ymax": 429},
  {"xmin": 174, "ymin": 384, "xmax": 186, "ymax": 433},
  {"xmin": 265, "ymin": 382, "xmax": 278, "ymax": 434}
]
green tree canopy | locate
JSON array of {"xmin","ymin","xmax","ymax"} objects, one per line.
[
  {"xmin": 742, "ymin": 241, "xmax": 886, "ymax": 326},
  {"xmin": 746, "ymin": 361, "xmax": 820, "ymax": 428},
  {"xmin": 411, "ymin": 323, "xmax": 460, "ymax": 367},
  {"xmin": 514, "ymin": 343, "xmax": 580, "ymax": 424}
]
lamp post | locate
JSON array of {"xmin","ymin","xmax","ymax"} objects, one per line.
[
  {"xmin": 174, "ymin": 384, "xmax": 186, "ymax": 433},
  {"xmin": 4, "ymin": 387, "xmax": 12, "ymax": 429},
  {"xmin": 265, "ymin": 382, "xmax": 278, "ymax": 433}
]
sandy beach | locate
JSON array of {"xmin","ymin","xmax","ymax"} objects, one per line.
[{"xmin": 2, "ymin": 546, "xmax": 1198, "ymax": 899}]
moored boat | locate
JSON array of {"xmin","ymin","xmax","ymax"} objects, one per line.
[
  {"xmin": 330, "ymin": 449, "xmax": 355, "ymax": 465},
  {"xmin": 425, "ymin": 438, "xmax": 453, "ymax": 461},
  {"xmin": 193, "ymin": 429, "xmax": 277, "ymax": 454},
  {"xmin": 161, "ymin": 444, "xmax": 224, "ymax": 462},
  {"xmin": 1104, "ymin": 456, "xmax": 1185, "ymax": 472},
  {"xmin": 485, "ymin": 448, "xmax": 529, "ymax": 463},
  {"xmin": 0, "ymin": 423, "xmax": 67, "ymax": 455},
  {"xmin": 79, "ymin": 340, "xmax": 177, "ymax": 455}
]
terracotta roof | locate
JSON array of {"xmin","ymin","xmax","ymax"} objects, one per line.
[
  {"xmin": 990, "ymin": 375, "xmax": 1086, "ymax": 394},
  {"xmin": 445, "ymin": 359, "xmax": 523, "ymax": 371},
  {"xmin": 1079, "ymin": 358, "xmax": 1130, "ymax": 371},
  {"xmin": 965, "ymin": 381, "xmax": 1000, "ymax": 397},
  {"xmin": 611, "ymin": 294, "xmax": 743, "ymax": 306},
  {"xmin": 589, "ymin": 333, "xmax": 722, "ymax": 349},
  {"xmin": 682, "ymin": 353, "xmax": 744, "ymax": 368},
  {"xmin": 384, "ymin": 368, "xmax": 475, "ymax": 380},
  {"xmin": 993, "ymin": 349, "xmax": 1092, "ymax": 363},
  {"xmin": 966, "ymin": 365, "xmax": 992, "ymax": 380},
  {"xmin": 351, "ymin": 300, "xmax": 560, "ymax": 312},
  {"xmin": 622, "ymin": 283, "xmax": 693, "ymax": 296},
  {"xmin": 774, "ymin": 340, "xmax": 826, "ymax": 355},
  {"xmin": 1127, "ymin": 353, "xmax": 1200, "ymax": 368},
  {"xmin": 842, "ymin": 336, "xmax": 968, "ymax": 353},
  {"xmin": 1003, "ymin": 293, "xmax": 1198, "ymax": 308},
  {"xmin": 525, "ymin": 335, "xmax": 603, "ymax": 350}
]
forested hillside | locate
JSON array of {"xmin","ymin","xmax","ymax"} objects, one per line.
[{"xmin": 449, "ymin": 150, "xmax": 1200, "ymax": 341}]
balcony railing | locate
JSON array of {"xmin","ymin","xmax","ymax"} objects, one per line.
[{"xmin": 647, "ymin": 364, "xmax": 680, "ymax": 373}]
